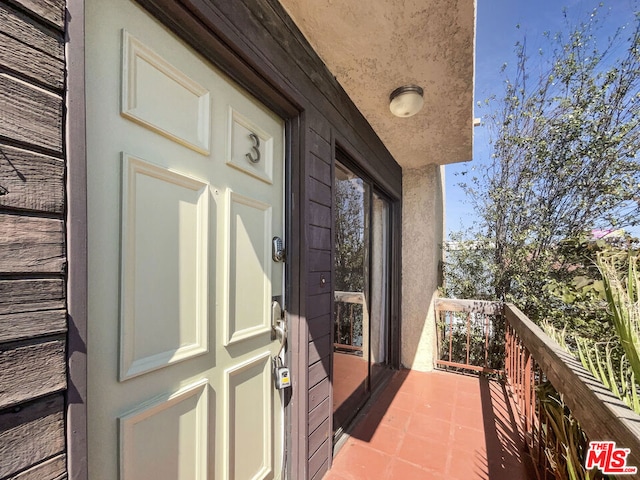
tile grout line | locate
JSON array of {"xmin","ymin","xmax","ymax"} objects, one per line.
[{"xmin": 444, "ymin": 376, "xmax": 465, "ymax": 476}]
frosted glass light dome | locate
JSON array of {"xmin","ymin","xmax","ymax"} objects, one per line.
[{"xmin": 389, "ymin": 85, "xmax": 424, "ymax": 117}]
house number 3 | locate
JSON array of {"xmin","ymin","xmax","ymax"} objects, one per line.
[{"xmin": 246, "ymin": 133, "xmax": 261, "ymax": 164}]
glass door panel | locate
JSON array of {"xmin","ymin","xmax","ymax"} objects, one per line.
[
  {"xmin": 333, "ymin": 162, "xmax": 393, "ymax": 435},
  {"xmin": 333, "ymin": 162, "xmax": 370, "ymax": 432}
]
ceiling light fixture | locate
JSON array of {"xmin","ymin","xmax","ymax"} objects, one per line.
[{"xmin": 389, "ymin": 85, "xmax": 424, "ymax": 118}]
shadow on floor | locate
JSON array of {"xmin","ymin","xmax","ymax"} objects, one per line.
[
  {"xmin": 324, "ymin": 369, "xmax": 536, "ymax": 480},
  {"xmin": 480, "ymin": 375, "xmax": 536, "ymax": 479}
]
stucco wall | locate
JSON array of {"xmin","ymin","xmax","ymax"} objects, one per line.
[{"xmin": 401, "ymin": 164, "xmax": 445, "ymax": 371}]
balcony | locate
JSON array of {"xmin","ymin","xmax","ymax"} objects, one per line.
[{"xmin": 325, "ymin": 299, "xmax": 640, "ymax": 479}]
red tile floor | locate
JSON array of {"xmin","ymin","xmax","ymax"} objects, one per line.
[{"xmin": 324, "ymin": 369, "xmax": 536, "ymax": 480}]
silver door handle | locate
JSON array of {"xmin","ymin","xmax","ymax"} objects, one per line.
[
  {"xmin": 274, "ymin": 324, "xmax": 287, "ymax": 358},
  {"xmin": 272, "ymin": 300, "xmax": 287, "ymax": 357}
]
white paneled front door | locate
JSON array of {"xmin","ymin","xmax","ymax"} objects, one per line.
[{"xmin": 86, "ymin": 1, "xmax": 286, "ymax": 478}]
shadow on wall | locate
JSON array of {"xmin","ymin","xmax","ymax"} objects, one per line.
[{"xmin": 401, "ymin": 164, "xmax": 445, "ymax": 371}]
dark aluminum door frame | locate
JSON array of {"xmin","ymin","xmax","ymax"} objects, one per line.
[{"xmin": 330, "ymin": 141, "xmax": 402, "ymax": 442}]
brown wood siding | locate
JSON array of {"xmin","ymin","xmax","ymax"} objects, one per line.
[
  {"xmin": 304, "ymin": 117, "xmax": 333, "ymax": 479},
  {"xmin": 0, "ymin": 394, "xmax": 65, "ymax": 478},
  {"xmin": 0, "ymin": 0, "xmax": 67, "ymax": 478}
]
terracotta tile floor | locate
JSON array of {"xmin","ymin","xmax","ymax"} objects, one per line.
[{"xmin": 324, "ymin": 369, "xmax": 536, "ymax": 480}]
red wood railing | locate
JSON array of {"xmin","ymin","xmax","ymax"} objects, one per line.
[
  {"xmin": 436, "ymin": 298, "xmax": 640, "ymax": 478},
  {"xmin": 435, "ymin": 298, "xmax": 504, "ymax": 374},
  {"xmin": 504, "ymin": 310, "xmax": 551, "ymax": 478}
]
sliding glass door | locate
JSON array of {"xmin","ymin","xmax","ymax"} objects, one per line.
[{"xmin": 333, "ymin": 161, "xmax": 392, "ymax": 434}]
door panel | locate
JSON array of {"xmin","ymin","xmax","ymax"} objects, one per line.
[
  {"xmin": 120, "ymin": 154, "xmax": 210, "ymax": 379},
  {"xmin": 121, "ymin": 30, "xmax": 211, "ymax": 154},
  {"xmin": 86, "ymin": 0, "xmax": 285, "ymax": 478},
  {"xmin": 225, "ymin": 191, "xmax": 272, "ymax": 346},
  {"xmin": 225, "ymin": 352, "xmax": 272, "ymax": 479},
  {"xmin": 120, "ymin": 380, "xmax": 209, "ymax": 480},
  {"xmin": 228, "ymin": 109, "xmax": 275, "ymax": 184}
]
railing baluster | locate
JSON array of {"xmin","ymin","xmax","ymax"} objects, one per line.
[
  {"xmin": 508, "ymin": 324, "xmax": 513, "ymax": 382},
  {"xmin": 350, "ymin": 303, "xmax": 355, "ymax": 348},
  {"xmin": 512, "ymin": 334, "xmax": 516, "ymax": 391},
  {"xmin": 505, "ymin": 324, "xmax": 510, "ymax": 378},
  {"xmin": 542, "ymin": 411, "xmax": 548, "ymax": 480},
  {"xmin": 523, "ymin": 349, "xmax": 531, "ymax": 432},
  {"xmin": 516, "ymin": 337, "xmax": 520, "ymax": 407},
  {"xmin": 520, "ymin": 342, "xmax": 526, "ymax": 416},
  {"xmin": 336, "ymin": 302, "xmax": 341, "ymax": 344},
  {"xmin": 466, "ymin": 312, "xmax": 471, "ymax": 365},
  {"xmin": 448, "ymin": 311, "xmax": 453, "ymax": 363},
  {"xmin": 484, "ymin": 312, "xmax": 490, "ymax": 368},
  {"xmin": 517, "ymin": 341, "xmax": 522, "ymax": 414}
]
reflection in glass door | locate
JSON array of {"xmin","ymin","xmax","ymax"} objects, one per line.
[
  {"xmin": 370, "ymin": 192, "xmax": 390, "ymax": 386},
  {"xmin": 333, "ymin": 162, "xmax": 391, "ymax": 435}
]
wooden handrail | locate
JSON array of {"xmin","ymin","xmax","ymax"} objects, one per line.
[
  {"xmin": 505, "ymin": 303, "xmax": 640, "ymax": 470},
  {"xmin": 435, "ymin": 297, "xmax": 502, "ymax": 315},
  {"xmin": 334, "ymin": 291, "xmax": 364, "ymax": 304},
  {"xmin": 333, "ymin": 343, "xmax": 363, "ymax": 352}
]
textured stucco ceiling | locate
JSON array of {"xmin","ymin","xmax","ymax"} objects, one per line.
[{"xmin": 278, "ymin": 0, "xmax": 476, "ymax": 168}]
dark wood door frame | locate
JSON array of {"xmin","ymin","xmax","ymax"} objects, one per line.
[
  {"xmin": 66, "ymin": 0, "xmax": 89, "ymax": 478},
  {"xmin": 65, "ymin": 1, "xmax": 305, "ymax": 478}
]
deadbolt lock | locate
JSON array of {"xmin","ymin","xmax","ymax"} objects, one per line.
[{"xmin": 272, "ymin": 236, "xmax": 285, "ymax": 262}]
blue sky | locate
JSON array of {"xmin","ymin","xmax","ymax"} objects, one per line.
[{"xmin": 445, "ymin": 0, "xmax": 639, "ymax": 236}]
